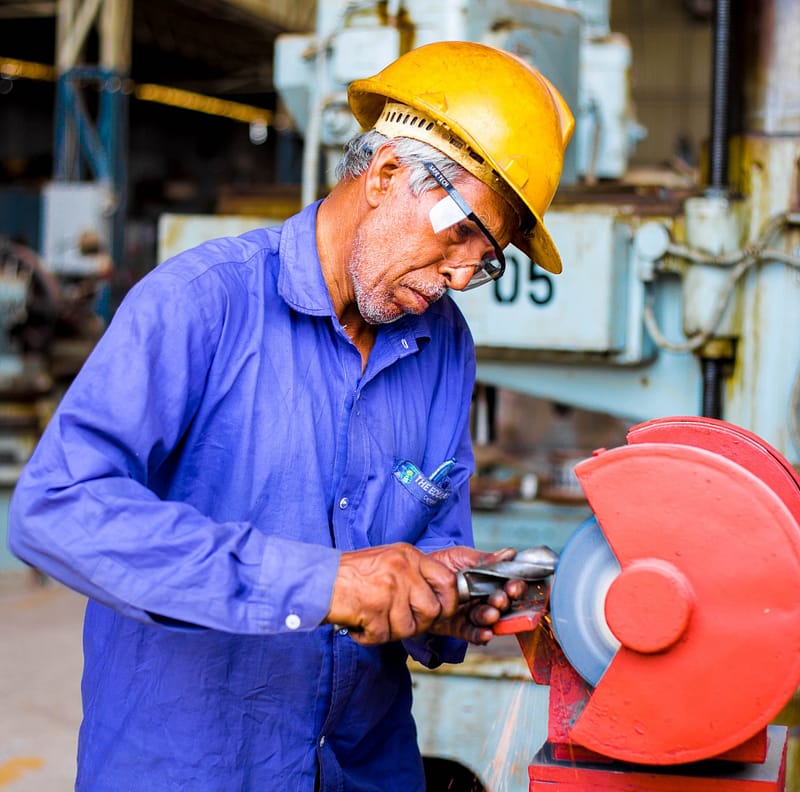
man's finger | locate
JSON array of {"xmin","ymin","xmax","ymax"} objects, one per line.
[
  {"xmin": 504, "ymin": 578, "xmax": 528, "ymax": 599},
  {"xmin": 418, "ymin": 555, "xmax": 460, "ymax": 617},
  {"xmin": 461, "ymin": 622, "xmax": 495, "ymax": 645},
  {"xmin": 481, "ymin": 547, "xmax": 517, "ymax": 564},
  {"xmin": 467, "ymin": 602, "xmax": 502, "ymax": 627},
  {"xmin": 485, "ymin": 588, "xmax": 511, "ymax": 612}
]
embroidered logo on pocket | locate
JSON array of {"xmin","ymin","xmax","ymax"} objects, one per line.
[{"xmin": 393, "ymin": 459, "xmax": 453, "ymax": 508}]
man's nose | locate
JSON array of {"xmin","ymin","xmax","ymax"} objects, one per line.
[{"xmin": 439, "ymin": 261, "xmax": 476, "ymax": 291}]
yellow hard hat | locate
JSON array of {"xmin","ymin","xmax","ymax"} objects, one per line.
[{"xmin": 348, "ymin": 40, "xmax": 575, "ymax": 274}]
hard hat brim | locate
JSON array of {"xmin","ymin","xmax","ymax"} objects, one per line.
[{"xmin": 517, "ymin": 221, "xmax": 563, "ymax": 275}]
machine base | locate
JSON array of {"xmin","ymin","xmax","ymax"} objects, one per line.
[{"xmin": 529, "ymin": 725, "xmax": 788, "ymax": 790}]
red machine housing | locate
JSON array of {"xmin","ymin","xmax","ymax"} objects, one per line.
[{"xmin": 499, "ymin": 417, "xmax": 800, "ymax": 790}]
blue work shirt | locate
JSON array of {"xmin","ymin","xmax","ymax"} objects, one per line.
[{"xmin": 9, "ymin": 200, "xmax": 477, "ymax": 791}]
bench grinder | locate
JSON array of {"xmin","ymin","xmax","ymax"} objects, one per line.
[{"xmin": 486, "ymin": 416, "xmax": 800, "ymax": 790}]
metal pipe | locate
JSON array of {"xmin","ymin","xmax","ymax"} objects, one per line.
[
  {"xmin": 701, "ymin": 358, "xmax": 724, "ymax": 419},
  {"xmin": 702, "ymin": 0, "xmax": 733, "ymax": 416},
  {"xmin": 708, "ymin": 0, "xmax": 731, "ymax": 193}
]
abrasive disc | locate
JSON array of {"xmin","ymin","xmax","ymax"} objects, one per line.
[{"xmin": 549, "ymin": 516, "xmax": 620, "ymax": 686}]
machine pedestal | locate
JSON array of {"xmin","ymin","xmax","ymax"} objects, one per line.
[{"xmin": 529, "ymin": 725, "xmax": 788, "ymax": 791}]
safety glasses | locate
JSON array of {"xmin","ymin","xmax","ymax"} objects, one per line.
[{"xmin": 423, "ymin": 161, "xmax": 506, "ymax": 290}]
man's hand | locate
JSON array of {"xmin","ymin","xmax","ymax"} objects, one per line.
[
  {"xmin": 325, "ymin": 543, "xmax": 460, "ymax": 645},
  {"xmin": 427, "ymin": 546, "xmax": 528, "ymax": 645}
]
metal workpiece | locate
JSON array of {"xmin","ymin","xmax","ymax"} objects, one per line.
[{"xmin": 456, "ymin": 545, "xmax": 558, "ymax": 603}]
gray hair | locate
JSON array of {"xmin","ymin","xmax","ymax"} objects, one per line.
[{"xmin": 334, "ymin": 129, "xmax": 468, "ymax": 196}]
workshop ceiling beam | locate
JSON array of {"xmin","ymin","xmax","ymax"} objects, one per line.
[
  {"xmin": 218, "ymin": 0, "xmax": 315, "ymax": 32},
  {"xmin": 56, "ymin": 0, "xmax": 132, "ymax": 71},
  {"xmin": 0, "ymin": 1, "xmax": 57, "ymax": 18}
]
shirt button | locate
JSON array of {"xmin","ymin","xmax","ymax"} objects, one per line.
[
  {"xmin": 285, "ymin": 613, "xmax": 301, "ymax": 630},
  {"xmin": 319, "ymin": 735, "xmax": 326, "ymax": 747},
  {"xmin": 338, "ymin": 497, "xmax": 349, "ymax": 509},
  {"xmin": 338, "ymin": 627, "xmax": 349, "ymax": 636}
]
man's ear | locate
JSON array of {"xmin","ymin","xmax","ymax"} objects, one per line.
[{"xmin": 363, "ymin": 143, "xmax": 403, "ymax": 208}]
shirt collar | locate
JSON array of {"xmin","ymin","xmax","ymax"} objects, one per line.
[
  {"xmin": 276, "ymin": 199, "xmax": 433, "ymax": 343},
  {"xmin": 277, "ymin": 200, "xmax": 332, "ymax": 317}
]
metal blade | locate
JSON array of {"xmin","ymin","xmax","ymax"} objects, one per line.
[{"xmin": 550, "ymin": 516, "xmax": 621, "ymax": 686}]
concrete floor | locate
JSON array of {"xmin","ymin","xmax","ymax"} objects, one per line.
[{"xmin": 0, "ymin": 570, "xmax": 84, "ymax": 791}]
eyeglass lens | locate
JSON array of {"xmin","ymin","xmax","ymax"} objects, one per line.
[{"xmin": 423, "ymin": 161, "xmax": 506, "ymax": 290}]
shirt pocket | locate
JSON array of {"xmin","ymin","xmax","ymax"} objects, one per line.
[{"xmin": 371, "ymin": 459, "xmax": 454, "ymax": 546}]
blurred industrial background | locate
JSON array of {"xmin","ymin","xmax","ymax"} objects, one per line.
[{"xmin": 1, "ymin": 0, "xmax": 799, "ymax": 790}]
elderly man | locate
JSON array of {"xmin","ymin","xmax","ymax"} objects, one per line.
[{"xmin": 9, "ymin": 41, "xmax": 573, "ymax": 791}]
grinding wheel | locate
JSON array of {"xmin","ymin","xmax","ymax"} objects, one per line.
[{"xmin": 550, "ymin": 515, "xmax": 619, "ymax": 686}]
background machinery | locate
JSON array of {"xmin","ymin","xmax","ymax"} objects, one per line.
[
  {"xmin": 270, "ymin": 0, "xmax": 800, "ymax": 789},
  {"xmin": 272, "ymin": 0, "xmax": 799, "ymax": 458},
  {"xmin": 1, "ymin": 0, "xmax": 799, "ymax": 788}
]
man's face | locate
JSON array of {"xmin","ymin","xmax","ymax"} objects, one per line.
[{"xmin": 349, "ymin": 167, "xmax": 516, "ymax": 325}]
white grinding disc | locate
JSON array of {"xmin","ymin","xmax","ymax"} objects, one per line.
[{"xmin": 550, "ymin": 516, "xmax": 621, "ymax": 686}]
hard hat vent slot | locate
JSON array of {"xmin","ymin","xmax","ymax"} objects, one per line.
[
  {"xmin": 382, "ymin": 106, "xmax": 437, "ymax": 134},
  {"xmin": 373, "ymin": 100, "xmax": 531, "ymax": 230}
]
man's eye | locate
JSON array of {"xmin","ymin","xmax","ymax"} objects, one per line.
[{"xmin": 453, "ymin": 222, "xmax": 475, "ymax": 242}]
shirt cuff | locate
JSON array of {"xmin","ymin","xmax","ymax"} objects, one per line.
[{"xmin": 257, "ymin": 537, "xmax": 341, "ymax": 633}]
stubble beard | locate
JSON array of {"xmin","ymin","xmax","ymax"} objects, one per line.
[
  {"xmin": 349, "ymin": 244, "xmax": 402, "ymax": 325},
  {"xmin": 348, "ymin": 228, "xmax": 447, "ymax": 325}
]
